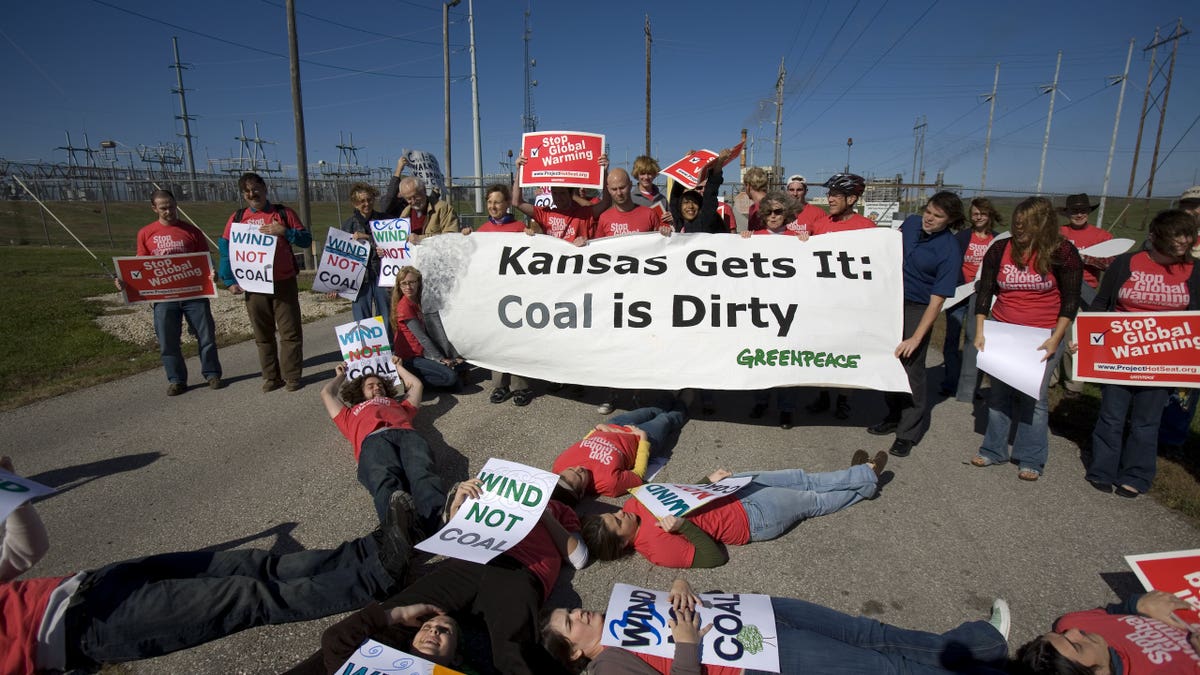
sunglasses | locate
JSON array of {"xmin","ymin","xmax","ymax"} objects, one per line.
[{"xmin": 765, "ymin": 207, "xmax": 787, "ymax": 216}]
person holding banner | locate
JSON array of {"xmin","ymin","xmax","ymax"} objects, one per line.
[
  {"xmin": 291, "ymin": 479, "xmax": 586, "ymax": 675},
  {"xmin": 512, "ymin": 150, "xmax": 610, "ymax": 243},
  {"xmin": 743, "ymin": 166, "xmax": 770, "ymax": 231},
  {"xmin": 1014, "ymin": 590, "xmax": 1199, "ymax": 675},
  {"xmin": 809, "ymin": 173, "xmax": 876, "ymax": 236},
  {"xmin": 670, "ymin": 148, "xmax": 734, "ymax": 234},
  {"xmin": 474, "ymin": 184, "xmax": 539, "ymax": 235},
  {"xmin": 552, "ymin": 403, "xmax": 688, "ymax": 502},
  {"xmin": 1081, "ymin": 209, "xmax": 1200, "ymax": 498},
  {"xmin": 786, "ymin": 174, "xmax": 827, "ymax": 236},
  {"xmin": 341, "ymin": 182, "xmax": 394, "ymax": 337},
  {"xmin": 581, "ymin": 451, "xmax": 886, "ymax": 569},
  {"xmin": 391, "ymin": 266, "xmax": 467, "ymax": 390},
  {"xmin": 541, "ymin": 576, "xmax": 1010, "ymax": 675},
  {"xmin": 121, "ymin": 188, "xmax": 222, "ymax": 396},
  {"xmin": 594, "ymin": 168, "xmax": 670, "ymax": 240},
  {"xmin": 946, "ymin": 197, "xmax": 1002, "ymax": 402},
  {"xmin": 398, "ymin": 177, "xmax": 459, "ymax": 244},
  {"xmin": 0, "ymin": 455, "xmax": 420, "ymax": 673},
  {"xmin": 971, "ymin": 197, "xmax": 1083, "ymax": 481},
  {"xmin": 218, "ymin": 172, "xmax": 312, "ymax": 392},
  {"xmin": 322, "ymin": 360, "xmax": 446, "ymax": 534},
  {"xmin": 869, "ymin": 192, "xmax": 964, "ymax": 458}
]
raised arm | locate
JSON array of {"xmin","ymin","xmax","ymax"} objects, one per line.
[
  {"xmin": 512, "ymin": 156, "xmax": 537, "ymax": 217},
  {"xmin": 394, "ymin": 359, "xmax": 424, "ymax": 408},
  {"xmin": 321, "ymin": 365, "xmax": 349, "ymax": 419}
]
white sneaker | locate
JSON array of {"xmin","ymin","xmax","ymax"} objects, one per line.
[
  {"xmin": 989, "ymin": 599, "xmax": 1011, "ymax": 641},
  {"xmin": 597, "ymin": 401, "xmax": 614, "ymax": 414}
]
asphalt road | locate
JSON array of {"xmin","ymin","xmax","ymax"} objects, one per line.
[{"xmin": 3, "ymin": 310, "xmax": 1197, "ymax": 674}]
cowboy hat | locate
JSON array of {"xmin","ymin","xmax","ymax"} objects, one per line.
[{"xmin": 1058, "ymin": 193, "xmax": 1098, "ymax": 214}]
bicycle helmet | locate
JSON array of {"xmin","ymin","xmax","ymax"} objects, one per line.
[{"xmin": 822, "ymin": 173, "xmax": 866, "ymax": 196}]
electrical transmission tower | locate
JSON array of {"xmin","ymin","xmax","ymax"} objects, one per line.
[
  {"xmin": 336, "ymin": 132, "xmax": 369, "ymax": 176},
  {"xmin": 911, "ymin": 116, "xmax": 926, "ymax": 205},
  {"xmin": 170, "ymin": 37, "xmax": 199, "ymax": 196},
  {"xmin": 1127, "ymin": 19, "xmax": 1189, "ymax": 202},
  {"xmin": 522, "ymin": 7, "xmax": 538, "ymax": 133}
]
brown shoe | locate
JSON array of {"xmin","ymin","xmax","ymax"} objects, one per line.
[
  {"xmin": 167, "ymin": 382, "xmax": 186, "ymax": 396},
  {"xmin": 850, "ymin": 450, "xmax": 870, "ymax": 467},
  {"xmin": 262, "ymin": 379, "xmax": 284, "ymax": 393},
  {"xmin": 871, "ymin": 451, "xmax": 889, "ymax": 478},
  {"xmin": 207, "ymin": 376, "xmax": 224, "ymax": 390}
]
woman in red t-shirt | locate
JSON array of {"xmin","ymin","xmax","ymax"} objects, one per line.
[
  {"xmin": 1082, "ymin": 210, "xmax": 1200, "ymax": 498},
  {"xmin": 391, "ymin": 266, "xmax": 467, "ymax": 391},
  {"xmin": 971, "ymin": 197, "xmax": 1083, "ymax": 481},
  {"xmin": 943, "ymin": 197, "xmax": 1001, "ymax": 400}
]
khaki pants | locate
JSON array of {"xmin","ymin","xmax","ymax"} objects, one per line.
[{"xmin": 245, "ymin": 276, "xmax": 303, "ymax": 383}]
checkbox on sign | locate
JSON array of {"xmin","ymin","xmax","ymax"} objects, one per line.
[{"xmin": 1089, "ymin": 332, "xmax": 1105, "ymax": 346}]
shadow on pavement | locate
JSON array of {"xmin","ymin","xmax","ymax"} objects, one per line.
[{"xmin": 30, "ymin": 451, "xmax": 163, "ymax": 498}]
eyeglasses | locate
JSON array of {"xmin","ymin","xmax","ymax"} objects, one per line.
[{"xmin": 399, "ymin": 281, "xmax": 419, "ymax": 288}]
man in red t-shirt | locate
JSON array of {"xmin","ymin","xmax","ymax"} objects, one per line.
[
  {"xmin": 1056, "ymin": 193, "xmax": 1114, "ymax": 394},
  {"xmin": 512, "ymin": 155, "xmax": 611, "ymax": 244},
  {"xmin": 785, "ymin": 174, "xmax": 827, "ymax": 236},
  {"xmin": 321, "ymin": 359, "xmax": 446, "ymax": 535},
  {"xmin": 809, "ymin": 173, "xmax": 877, "ymax": 236},
  {"xmin": 118, "ymin": 189, "xmax": 222, "ymax": 395},
  {"xmin": 594, "ymin": 169, "xmax": 670, "ymax": 239}
]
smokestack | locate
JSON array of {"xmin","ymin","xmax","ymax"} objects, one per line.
[{"xmin": 740, "ymin": 128, "xmax": 748, "ymax": 168}]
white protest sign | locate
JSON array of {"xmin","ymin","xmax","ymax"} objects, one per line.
[
  {"xmin": 943, "ymin": 231, "xmax": 1012, "ymax": 311},
  {"xmin": 601, "ymin": 583, "xmax": 780, "ymax": 673},
  {"xmin": 372, "ymin": 218, "xmax": 413, "ymax": 287},
  {"xmin": 312, "ymin": 227, "xmax": 370, "ymax": 300},
  {"xmin": 413, "ymin": 230, "xmax": 909, "ymax": 392},
  {"xmin": 1079, "ymin": 237, "xmax": 1135, "ymax": 259},
  {"xmin": 335, "ymin": 317, "xmax": 399, "ymax": 385},
  {"xmin": 0, "ymin": 470, "xmax": 56, "ymax": 522},
  {"xmin": 335, "ymin": 639, "xmax": 465, "ymax": 675},
  {"xmin": 404, "ymin": 150, "xmax": 446, "ymax": 193},
  {"xmin": 976, "ymin": 319, "xmax": 1053, "ymax": 399},
  {"xmin": 415, "ymin": 458, "xmax": 558, "ymax": 564},
  {"xmin": 228, "ymin": 222, "xmax": 277, "ymax": 294},
  {"xmin": 628, "ymin": 476, "xmax": 753, "ymax": 520}
]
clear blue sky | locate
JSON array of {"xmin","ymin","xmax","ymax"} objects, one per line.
[{"xmin": 2, "ymin": 0, "xmax": 1197, "ymax": 198}]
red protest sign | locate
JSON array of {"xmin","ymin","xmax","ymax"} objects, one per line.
[
  {"xmin": 520, "ymin": 131, "xmax": 605, "ymax": 189},
  {"xmin": 114, "ymin": 253, "xmax": 217, "ymax": 304},
  {"xmin": 1126, "ymin": 549, "xmax": 1200, "ymax": 629},
  {"xmin": 659, "ymin": 141, "xmax": 744, "ymax": 190},
  {"xmin": 1073, "ymin": 312, "xmax": 1200, "ymax": 387}
]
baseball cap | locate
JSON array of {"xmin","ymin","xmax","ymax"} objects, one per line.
[
  {"xmin": 786, "ymin": 174, "xmax": 806, "ymax": 185},
  {"xmin": 1181, "ymin": 185, "xmax": 1200, "ymax": 203}
]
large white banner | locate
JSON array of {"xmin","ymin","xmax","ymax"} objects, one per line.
[
  {"xmin": 335, "ymin": 317, "xmax": 399, "ymax": 385},
  {"xmin": 0, "ymin": 470, "xmax": 55, "ymax": 522},
  {"xmin": 601, "ymin": 583, "xmax": 780, "ymax": 673},
  {"xmin": 336, "ymin": 639, "xmax": 465, "ymax": 675},
  {"xmin": 372, "ymin": 218, "xmax": 413, "ymax": 287},
  {"xmin": 629, "ymin": 476, "xmax": 752, "ymax": 520},
  {"xmin": 312, "ymin": 227, "xmax": 370, "ymax": 300},
  {"xmin": 415, "ymin": 458, "xmax": 558, "ymax": 564},
  {"xmin": 412, "ymin": 230, "xmax": 908, "ymax": 391},
  {"xmin": 227, "ymin": 222, "xmax": 276, "ymax": 294}
]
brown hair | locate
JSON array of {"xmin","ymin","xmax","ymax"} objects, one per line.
[
  {"xmin": 580, "ymin": 515, "xmax": 631, "ymax": 561},
  {"xmin": 340, "ymin": 373, "xmax": 399, "ymax": 405},
  {"xmin": 349, "ymin": 182, "xmax": 378, "ymax": 202},
  {"xmin": 1011, "ymin": 197, "xmax": 1061, "ymax": 277},
  {"xmin": 390, "ymin": 265, "xmax": 423, "ymax": 321},
  {"xmin": 927, "ymin": 191, "xmax": 965, "ymax": 231},
  {"xmin": 743, "ymin": 166, "xmax": 769, "ymax": 191},
  {"xmin": 759, "ymin": 191, "xmax": 797, "ymax": 221},
  {"xmin": 970, "ymin": 196, "xmax": 1003, "ymax": 229},
  {"xmin": 237, "ymin": 172, "xmax": 266, "ymax": 192},
  {"xmin": 539, "ymin": 609, "xmax": 589, "ymax": 674},
  {"xmin": 150, "ymin": 188, "xmax": 175, "ymax": 203},
  {"xmin": 632, "ymin": 155, "xmax": 660, "ymax": 177},
  {"xmin": 486, "ymin": 183, "xmax": 511, "ymax": 202},
  {"xmin": 1149, "ymin": 209, "xmax": 1198, "ymax": 259}
]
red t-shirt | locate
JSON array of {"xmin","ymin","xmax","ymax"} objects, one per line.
[
  {"xmin": 222, "ymin": 204, "xmax": 304, "ymax": 281},
  {"xmin": 505, "ymin": 501, "xmax": 580, "ymax": 600},
  {"xmin": 751, "ymin": 228, "xmax": 799, "ymax": 237},
  {"xmin": 475, "ymin": 217, "xmax": 526, "ymax": 233},
  {"xmin": 531, "ymin": 204, "xmax": 593, "ymax": 242},
  {"xmin": 0, "ymin": 575, "xmax": 71, "ymax": 674},
  {"xmin": 810, "ymin": 213, "xmax": 877, "ymax": 235},
  {"xmin": 392, "ymin": 295, "xmax": 425, "ymax": 360},
  {"xmin": 991, "ymin": 246, "xmax": 1061, "ymax": 329},
  {"xmin": 747, "ymin": 202, "xmax": 761, "ymax": 231},
  {"xmin": 788, "ymin": 203, "xmax": 827, "ymax": 236},
  {"xmin": 1060, "ymin": 223, "xmax": 1113, "ymax": 287},
  {"xmin": 1054, "ymin": 609, "xmax": 1200, "ymax": 674},
  {"xmin": 594, "ymin": 205, "xmax": 663, "ymax": 239},
  {"xmin": 625, "ymin": 495, "xmax": 750, "ymax": 569},
  {"xmin": 137, "ymin": 220, "xmax": 210, "ymax": 256},
  {"xmin": 716, "ymin": 202, "xmax": 736, "ymax": 233},
  {"xmin": 333, "ymin": 397, "xmax": 417, "ymax": 460},
  {"xmin": 551, "ymin": 429, "xmax": 643, "ymax": 497},
  {"xmin": 1116, "ymin": 252, "xmax": 1194, "ymax": 312},
  {"xmin": 961, "ymin": 231, "xmax": 995, "ymax": 282}
]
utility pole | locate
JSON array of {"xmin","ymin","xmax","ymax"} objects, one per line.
[
  {"xmin": 1035, "ymin": 50, "xmax": 1062, "ymax": 196},
  {"xmin": 522, "ymin": 6, "xmax": 537, "ymax": 133},
  {"xmin": 468, "ymin": 0, "xmax": 483, "ymax": 213},
  {"xmin": 644, "ymin": 15, "xmax": 652, "ymax": 156},
  {"xmin": 443, "ymin": 0, "xmax": 460, "ymax": 190},
  {"xmin": 285, "ymin": 0, "xmax": 313, "ymax": 268},
  {"xmin": 773, "ymin": 57, "xmax": 785, "ymax": 188},
  {"xmin": 980, "ymin": 63, "xmax": 999, "ymax": 191},
  {"xmin": 1145, "ymin": 18, "xmax": 1188, "ymax": 204},
  {"xmin": 1098, "ymin": 39, "xmax": 1134, "ymax": 228},
  {"xmin": 911, "ymin": 116, "xmax": 926, "ymax": 206},
  {"xmin": 1127, "ymin": 27, "xmax": 1158, "ymax": 197},
  {"xmin": 170, "ymin": 37, "xmax": 198, "ymax": 200}
]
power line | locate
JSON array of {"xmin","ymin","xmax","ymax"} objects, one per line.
[
  {"xmin": 257, "ymin": 0, "xmax": 446, "ymax": 46},
  {"xmin": 87, "ymin": 0, "xmax": 444, "ymax": 80}
]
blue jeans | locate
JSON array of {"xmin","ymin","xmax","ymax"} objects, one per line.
[
  {"xmin": 352, "ymin": 275, "xmax": 393, "ymax": 338},
  {"xmin": 152, "ymin": 299, "xmax": 221, "ymax": 384},
  {"xmin": 1088, "ymin": 384, "xmax": 1170, "ymax": 492},
  {"xmin": 745, "ymin": 597, "xmax": 1008, "ymax": 674},
  {"xmin": 404, "ymin": 357, "xmax": 459, "ymax": 390},
  {"xmin": 358, "ymin": 428, "xmax": 446, "ymax": 533},
  {"xmin": 608, "ymin": 405, "xmax": 688, "ymax": 453},
  {"xmin": 734, "ymin": 466, "xmax": 877, "ymax": 542},
  {"xmin": 942, "ymin": 302, "xmax": 967, "ymax": 394},
  {"xmin": 66, "ymin": 535, "xmax": 395, "ymax": 667},
  {"xmin": 977, "ymin": 341, "xmax": 1064, "ymax": 473},
  {"xmin": 956, "ymin": 296, "xmax": 981, "ymax": 403}
]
